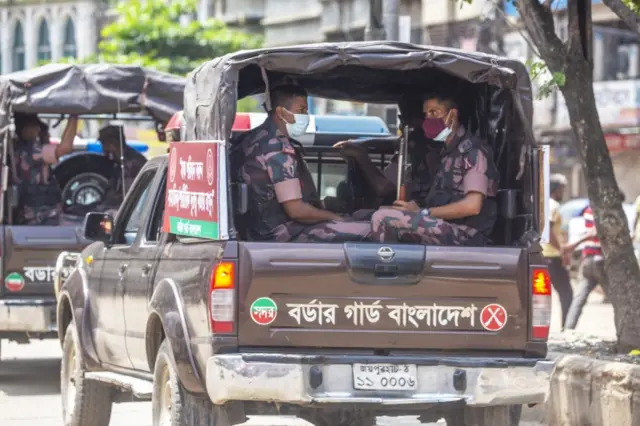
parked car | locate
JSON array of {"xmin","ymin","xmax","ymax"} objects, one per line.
[{"xmin": 57, "ymin": 42, "xmax": 552, "ymax": 426}]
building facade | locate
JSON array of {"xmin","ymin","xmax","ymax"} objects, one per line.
[{"xmin": 0, "ymin": 0, "xmax": 101, "ymax": 74}]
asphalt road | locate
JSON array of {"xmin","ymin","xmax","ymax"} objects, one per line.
[{"xmin": 0, "ymin": 289, "xmax": 609, "ymax": 426}]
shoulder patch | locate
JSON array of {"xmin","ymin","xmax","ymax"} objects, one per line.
[{"xmin": 458, "ymin": 139, "xmax": 474, "ymax": 154}]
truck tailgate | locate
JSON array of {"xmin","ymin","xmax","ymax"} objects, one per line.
[
  {"xmin": 1, "ymin": 225, "xmax": 86, "ymax": 296},
  {"xmin": 238, "ymin": 243, "xmax": 529, "ymax": 351}
]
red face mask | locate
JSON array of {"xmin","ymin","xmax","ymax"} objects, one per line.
[{"xmin": 422, "ymin": 111, "xmax": 454, "ymax": 142}]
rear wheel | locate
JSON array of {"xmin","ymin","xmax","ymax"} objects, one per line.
[
  {"xmin": 60, "ymin": 323, "xmax": 113, "ymax": 426},
  {"xmin": 446, "ymin": 405, "xmax": 522, "ymax": 426},
  {"xmin": 152, "ymin": 340, "xmax": 230, "ymax": 426}
]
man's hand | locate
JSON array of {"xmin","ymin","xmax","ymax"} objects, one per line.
[
  {"xmin": 333, "ymin": 140, "xmax": 369, "ymax": 160},
  {"xmin": 392, "ymin": 200, "xmax": 420, "ymax": 213}
]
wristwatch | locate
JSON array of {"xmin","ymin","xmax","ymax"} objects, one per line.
[{"xmin": 421, "ymin": 208, "xmax": 430, "ymax": 216}]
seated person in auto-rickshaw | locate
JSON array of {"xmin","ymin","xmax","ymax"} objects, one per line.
[
  {"xmin": 97, "ymin": 125, "xmax": 147, "ymax": 208},
  {"xmin": 370, "ymin": 91, "xmax": 499, "ymax": 246},
  {"xmin": 234, "ymin": 84, "xmax": 372, "ymax": 242},
  {"xmin": 10, "ymin": 113, "xmax": 78, "ymax": 225}
]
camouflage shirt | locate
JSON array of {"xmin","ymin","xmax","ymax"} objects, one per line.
[
  {"xmin": 100, "ymin": 146, "xmax": 147, "ymax": 208},
  {"xmin": 10, "ymin": 139, "xmax": 63, "ymax": 225},
  {"xmin": 426, "ymin": 126, "xmax": 499, "ymax": 238},
  {"xmin": 236, "ymin": 119, "xmax": 321, "ymax": 241}
]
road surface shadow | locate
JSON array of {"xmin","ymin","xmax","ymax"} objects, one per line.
[{"xmin": 0, "ymin": 357, "xmax": 61, "ymax": 397}]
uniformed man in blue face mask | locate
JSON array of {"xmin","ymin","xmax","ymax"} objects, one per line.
[{"xmin": 233, "ymin": 84, "xmax": 371, "ymax": 242}]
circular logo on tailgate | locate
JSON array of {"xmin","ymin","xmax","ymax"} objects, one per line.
[
  {"xmin": 5, "ymin": 272, "xmax": 25, "ymax": 292},
  {"xmin": 206, "ymin": 148, "xmax": 214, "ymax": 185},
  {"xmin": 480, "ymin": 303, "xmax": 508, "ymax": 332},
  {"xmin": 250, "ymin": 297, "xmax": 278, "ymax": 326},
  {"xmin": 377, "ymin": 246, "xmax": 395, "ymax": 263}
]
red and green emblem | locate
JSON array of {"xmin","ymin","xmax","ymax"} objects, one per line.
[
  {"xmin": 250, "ymin": 297, "xmax": 278, "ymax": 325},
  {"xmin": 5, "ymin": 272, "xmax": 25, "ymax": 292}
]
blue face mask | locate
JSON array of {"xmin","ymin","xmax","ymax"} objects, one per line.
[{"xmin": 282, "ymin": 109, "xmax": 310, "ymax": 138}]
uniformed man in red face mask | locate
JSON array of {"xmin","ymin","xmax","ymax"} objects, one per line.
[{"xmin": 370, "ymin": 91, "xmax": 499, "ymax": 246}]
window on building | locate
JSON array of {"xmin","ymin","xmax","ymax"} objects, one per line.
[
  {"xmin": 12, "ymin": 22, "xmax": 25, "ymax": 72},
  {"xmin": 63, "ymin": 18, "xmax": 77, "ymax": 59},
  {"xmin": 37, "ymin": 19, "xmax": 52, "ymax": 63}
]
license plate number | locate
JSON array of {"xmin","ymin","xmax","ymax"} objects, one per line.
[{"xmin": 353, "ymin": 363, "xmax": 418, "ymax": 391}]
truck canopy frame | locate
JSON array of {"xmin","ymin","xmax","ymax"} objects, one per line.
[{"xmin": 183, "ymin": 41, "xmax": 535, "ymax": 152}]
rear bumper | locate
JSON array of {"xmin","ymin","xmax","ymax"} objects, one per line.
[
  {"xmin": 206, "ymin": 353, "xmax": 553, "ymax": 407},
  {"xmin": 0, "ymin": 298, "xmax": 57, "ymax": 333}
]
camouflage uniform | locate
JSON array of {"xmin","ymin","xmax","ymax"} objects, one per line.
[
  {"xmin": 11, "ymin": 139, "xmax": 63, "ymax": 225},
  {"xmin": 99, "ymin": 146, "xmax": 147, "ymax": 209},
  {"xmin": 235, "ymin": 119, "xmax": 371, "ymax": 242},
  {"xmin": 371, "ymin": 126, "xmax": 499, "ymax": 245}
]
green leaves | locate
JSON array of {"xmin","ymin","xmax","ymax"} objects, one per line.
[
  {"xmin": 526, "ymin": 59, "xmax": 565, "ymax": 99},
  {"xmin": 93, "ymin": 0, "xmax": 263, "ymax": 76}
]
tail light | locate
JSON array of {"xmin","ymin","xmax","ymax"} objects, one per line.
[
  {"xmin": 208, "ymin": 261, "xmax": 236, "ymax": 334},
  {"xmin": 531, "ymin": 267, "xmax": 552, "ymax": 340}
]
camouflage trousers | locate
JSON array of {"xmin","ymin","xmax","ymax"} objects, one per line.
[
  {"xmin": 19, "ymin": 204, "xmax": 61, "ymax": 226},
  {"xmin": 370, "ymin": 208, "xmax": 479, "ymax": 245},
  {"xmin": 292, "ymin": 218, "xmax": 372, "ymax": 243}
]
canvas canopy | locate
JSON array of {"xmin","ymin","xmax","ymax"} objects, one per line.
[
  {"xmin": 0, "ymin": 64, "xmax": 185, "ymax": 123},
  {"xmin": 183, "ymin": 41, "xmax": 534, "ymax": 147}
]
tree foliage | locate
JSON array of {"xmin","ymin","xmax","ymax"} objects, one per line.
[
  {"xmin": 511, "ymin": 0, "xmax": 640, "ymax": 351},
  {"xmin": 89, "ymin": 0, "xmax": 263, "ymax": 76}
]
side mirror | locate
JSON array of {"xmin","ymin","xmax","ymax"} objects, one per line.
[{"xmin": 83, "ymin": 212, "xmax": 114, "ymax": 243}]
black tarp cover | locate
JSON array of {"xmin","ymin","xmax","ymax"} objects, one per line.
[
  {"xmin": 0, "ymin": 63, "xmax": 185, "ymax": 123},
  {"xmin": 183, "ymin": 41, "xmax": 534, "ymax": 144}
]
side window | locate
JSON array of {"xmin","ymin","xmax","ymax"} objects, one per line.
[
  {"xmin": 307, "ymin": 162, "xmax": 350, "ymax": 199},
  {"xmin": 146, "ymin": 171, "xmax": 166, "ymax": 243},
  {"xmin": 118, "ymin": 170, "xmax": 156, "ymax": 245}
]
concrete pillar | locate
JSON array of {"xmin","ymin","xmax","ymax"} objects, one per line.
[
  {"xmin": 50, "ymin": 6, "xmax": 64, "ymax": 62},
  {"xmin": 0, "ymin": 9, "xmax": 10, "ymax": 74},
  {"xmin": 25, "ymin": 7, "xmax": 37, "ymax": 69}
]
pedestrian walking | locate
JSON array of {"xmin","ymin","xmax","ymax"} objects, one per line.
[
  {"xmin": 543, "ymin": 174, "xmax": 573, "ymax": 328},
  {"xmin": 564, "ymin": 205, "xmax": 606, "ymax": 329}
]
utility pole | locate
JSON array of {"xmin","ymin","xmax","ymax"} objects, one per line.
[
  {"xmin": 365, "ymin": 0, "xmax": 401, "ymax": 125},
  {"xmin": 365, "ymin": 0, "xmax": 386, "ymax": 41},
  {"xmin": 383, "ymin": 0, "xmax": 400, "ymax": 41}
]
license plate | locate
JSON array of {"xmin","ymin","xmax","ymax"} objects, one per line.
[{"xmin": 353, "ymin": 363, "xmax": 418, "ymax": 391}]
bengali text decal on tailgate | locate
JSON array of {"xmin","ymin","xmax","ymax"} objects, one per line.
[{"xmin": 247, "ymin": 297, "xmax": 508, "ymax": 332}]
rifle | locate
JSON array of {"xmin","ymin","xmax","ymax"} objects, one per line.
[{"xmin": 396, "ymin": 125, "xmax": 411, "ymax": 201}]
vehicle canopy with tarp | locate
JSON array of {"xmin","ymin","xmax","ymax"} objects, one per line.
[
  {"xmin": 0, "ymin": 64, "xmax": 186, "ymax": 221},
  {"xmin": 183, "ymin": 41, "xmax": 544, "ymax": 244}
]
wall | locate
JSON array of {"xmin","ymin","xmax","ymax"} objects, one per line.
[
  {"xmin": 263, "ymin": 0, "xmax": 324, "ymax": 46},
  {"xmin": 0, "ymin": 0, "xmax": 98, "ymax": 74}
]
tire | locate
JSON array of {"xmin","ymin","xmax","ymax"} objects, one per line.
[
  {"xmin": 446, "ymin": 405, "xmax": 522, "ymax": 426},
  {"xmin": 60, "ymin": 322, "xmax": 113, "ymax": 426},
  {"xmin": 152, "ymin": 339, "xmax": 230, "ymax": 426}
]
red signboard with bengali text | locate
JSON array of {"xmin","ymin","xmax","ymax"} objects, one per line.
[{"xmin": 162, "ymin": 142, "xmax": 221, "ymax": 239}]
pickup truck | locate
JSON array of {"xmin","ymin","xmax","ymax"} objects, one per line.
[
  {"xmin": 58, "ymin": 143, "xmax": 552, "ymax": 426},
  {"xmin": 57, "ymin": 42, "xmax": 554, "ymax": 426}
]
